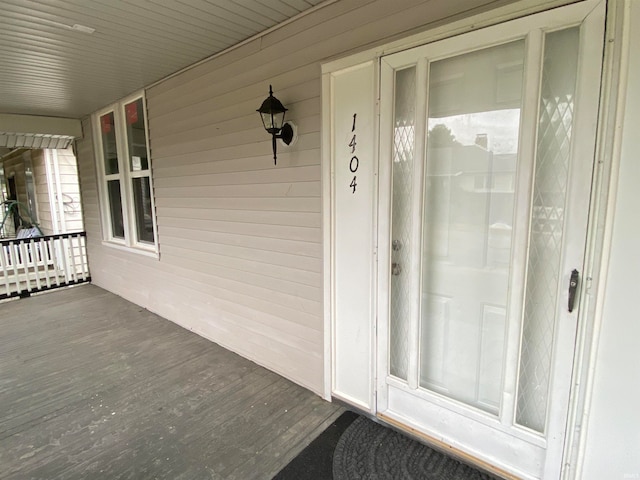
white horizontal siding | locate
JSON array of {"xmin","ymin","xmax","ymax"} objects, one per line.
[
  {"xmin": 159, "ymin": 225, "xmax": 321, "ymax": 258},
  {"xmin": 159, "ymin": 243, "xmax": 321, "ymax": 287},
  {"xmin": 77, "ymin": 0, "xmax": 518, "ymax": 395},
  {"xmin": 155, "ymin": 194, "xmax": 320, "ymax": 211},
  {"xmin": 157, "ymin": 206, "xmax": 320, "ymax": 228}
]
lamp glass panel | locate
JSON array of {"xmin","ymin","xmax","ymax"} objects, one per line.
[{"xmin": 261, "ymin": 111, "xmax": 285, "ymax": 131}]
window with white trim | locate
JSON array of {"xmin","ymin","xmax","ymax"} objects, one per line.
[{"xmin": 93, "ymin": 92, "xmax": 158, "ymax": 254}]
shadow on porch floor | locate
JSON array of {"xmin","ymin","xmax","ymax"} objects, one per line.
[{"xmin": 0, "ymin": 284, "xmax": 342, "ymax": 479}]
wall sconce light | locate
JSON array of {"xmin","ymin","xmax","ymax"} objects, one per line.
[{"xmin": 257, "ymin": 85, "xmax": 295, "ymax": 165}]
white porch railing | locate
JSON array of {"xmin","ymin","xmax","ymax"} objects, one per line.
[{"xmin": 0, "ymin": 231, "xmax": 90, "ymax": 300}]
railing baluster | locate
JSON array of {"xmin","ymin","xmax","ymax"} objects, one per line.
[
  {"xmin": 10, "ymin": 241, "xmax": 21, "ymax": 296},
  {"xmin": 60, "ymin": 237, "xmax": 70, "ymax": 285},
  {"xmin": 18, "ymin": 241, "xmax": 30, "ymax": 294},
  {"xmin": 83, "ymin": 236, "xmax": 90, "ymax": 281},
  {"xmin": 68, "ymin": 236, "xmax": 78, "ymax": 283},
  {"xmin": 79, "ymin": 235, "xmax": 87, "ymax": 281},
  {"xmin": 1, "ymin": 242, "xmax": 10, "ymax": 297},
  {"xmin": 78, "ymin": 234, "xmax": 88, "ymax": 281},
  {"xmin": 40, "ymin": 238, "xmax": 51, "ymax": 289},
  {"xmin": 30, "ymin": 239, "xmax": 42, "ymax": 291},
  {"xmin": 49, "ymin": 237, "xmax": 62, "ymax": 287}
]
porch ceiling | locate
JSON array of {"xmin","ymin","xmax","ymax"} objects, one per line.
[{"xmin": 0, "ymin": 0, "xmax": 328, "ymax": 120}]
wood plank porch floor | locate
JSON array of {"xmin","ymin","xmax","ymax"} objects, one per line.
[{"xmin": 0, "ymin": 284, "xmax": 342, "ymax": 479}]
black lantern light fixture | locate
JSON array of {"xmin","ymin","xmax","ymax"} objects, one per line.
[{"xmin": 257, "ymin": 85, "xmax": 295, "ymax": 165}]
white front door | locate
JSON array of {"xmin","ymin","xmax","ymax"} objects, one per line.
[{"xmin": 376, "ymin": 2, "xmax": 605, "ymax": 478}]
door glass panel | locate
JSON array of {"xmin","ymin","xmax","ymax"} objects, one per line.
[
  {"xmin": 100, "ymin": 112, "xmax": 119, "ymax": 175},
  {"xmin": 390, "ymin": 67, "xmax": 417, "ymax": 380},
  {"xmin": 516, "ymin": 27, "xmax": 580, "ymax": 432},
  {"xmin": 418, "ymin": 40, "xmax": 525, "ymax": 414}
]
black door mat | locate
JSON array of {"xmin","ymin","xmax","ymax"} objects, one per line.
[
  {"xmin": 273, "ymin": 411, "xmax": 359, "ymax": 480},
  {"xmin": 333, "ymin": 416, "xmax": 498, "ymax": 479},
  {"xmin": 273, "ymin": 412, "xmax": 500, "ymax": 480}
]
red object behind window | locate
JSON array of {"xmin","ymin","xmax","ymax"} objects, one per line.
[
  {"xmin": 126, "ymin": 102, "xmax": 139, "ymax": 125},
  {"xmin": 101, "ymin": 115, "xmax": 112, "ymax": 134}
]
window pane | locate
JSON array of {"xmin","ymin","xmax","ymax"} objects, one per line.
[
  {"xmin": 125, "ymin": 98, "xmax": 149, "ymax": 172},
  {"xmin": 100, "ymin": 112, "xmax": 119, "ymax": 175},
  {"xmin": 132, "ymin": 176, "xmax": 155, "ymax": 243},
  {"xmin": 107, "ymin": 180, "xmax": 125, "ymax": 238}
]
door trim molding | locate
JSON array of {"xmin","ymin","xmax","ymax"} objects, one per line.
[{"xmin": 568, "ymin": 0, "xmax": 631, "ymax": 477}]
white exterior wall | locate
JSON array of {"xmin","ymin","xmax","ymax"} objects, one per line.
[
  {"xmin": 581, "ymin": 1, "xmax": 640, "ymax": 477},
  {"xmin": 76, "ymin": 0, "xmax": 515, "ymax": 396}
]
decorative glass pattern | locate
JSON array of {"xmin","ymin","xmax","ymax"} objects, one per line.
[
  {"xmin": 516, "ymin": 28, "xmax": 580, "ymax": 432},
  {"xmin": 389, "ymin": 67, "xmax": 417, "ymax": 380}
]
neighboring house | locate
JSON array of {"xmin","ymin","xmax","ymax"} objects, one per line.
[
  {"xmin": 1, "ymin": 0, "xmax": 638, "ymax": 479},
  {"xmin": 0, "ymin": 147, "xmax": 84, "ymax": 237}
]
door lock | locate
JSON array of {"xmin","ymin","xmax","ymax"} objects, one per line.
[{"xmin": 568, "ymin": 269, "xmax": 579, "ymax": 313}]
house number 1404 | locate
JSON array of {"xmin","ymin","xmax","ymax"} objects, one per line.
[{"xmin": 349, "ymin": 113, "xmax": 358, "ymax": 194}]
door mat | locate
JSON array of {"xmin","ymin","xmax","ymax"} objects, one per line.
[
  {"xmin": 273, "ymin": 411, "xmax": 359, "ymax": 480},
  {"xmin": 333, "ymin": 416, "xmax": 498, "ymax": 480},
  {"xmin": 273, "ymin": 411, "xmax": 499, "ymax": 480}
]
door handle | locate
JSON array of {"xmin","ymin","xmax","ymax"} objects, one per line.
[{"xmin": 568, "ymin": 269, "xmax": 579, "ymax": 313}]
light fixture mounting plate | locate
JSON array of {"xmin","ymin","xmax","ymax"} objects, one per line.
[{"xmin": 280, "ymin": 122, "xmax": 294, "ymax": 145}]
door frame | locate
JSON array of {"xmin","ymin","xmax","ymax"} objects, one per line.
[{"xmin": 322, "ymin": 0, "xmax": 625, "ymax": 477}]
